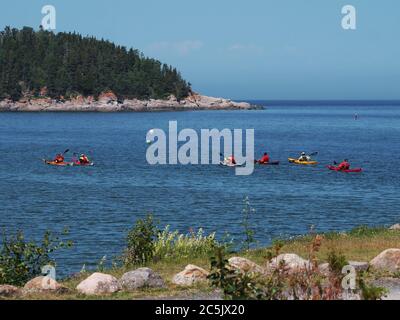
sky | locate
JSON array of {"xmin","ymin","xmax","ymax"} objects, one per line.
[{"xmin": 1, "ymin": 0, "xmax": 400, "ymax": 100}]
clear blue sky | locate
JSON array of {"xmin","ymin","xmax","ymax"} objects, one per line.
[{"xmin": 1, "ymin": 0, "xmax": 399, "ymax": 100}]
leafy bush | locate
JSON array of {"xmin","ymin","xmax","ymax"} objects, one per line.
[
  {"xmin": 0, "ymin": 229, "xmax": 72, "ymax": 286},
  {"xmin": 123, "ymin": 214, "xmax": 159, "ymax": 266},
  {"xmin": 153, "ymin": 226, "xmax": 218, "ymax": 261},
  {"xmin": 327, "ymin": 249, "xmax": 348, "ymax": 275},
  {"xmin": 208, "ymin": 246, "xmax": 266, "ymax": 300},
  {"xmin": 123, "ymin": 214, "xmax": 219, "ymax": 266},
  {"xmin": 358, "ymin": 276, "xmax": 388, "ymax": 300}
]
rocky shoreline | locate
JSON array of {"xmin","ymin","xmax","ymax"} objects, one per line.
[{"xmin": 0, "ymin": 92, "xmax": 261, "ymax": 112}]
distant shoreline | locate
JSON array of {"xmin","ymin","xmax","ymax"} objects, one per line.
[
  {"xmin": 0, "ymin": 93, "xmax": 262, "ymax": 112},
  {"xmin": 245, "ymin": 100, "xmax": 400, "ymax": 106}
]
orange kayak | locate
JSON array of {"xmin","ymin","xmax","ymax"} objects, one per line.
[{"xmin": 43, "ymin": 159, "xmax": 73, "ymax": 166}]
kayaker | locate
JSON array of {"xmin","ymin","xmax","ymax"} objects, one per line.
[
  {"xmin": 337, "ymin": 159, "xmax": 350, "ymax": 171},
  {"xmin": 298, "ymin": 152, "xmax": 311, "ymax": 162},
  {"xmin": 53, "ymin": 153, "xmax": 65, "ymax": 163},
  {"xmin": 79, "ymin": 154, "xmax": 90, "ymax": 164},
  {"xmin": 226, "ymin": 155, "xmax": 236, "ymax": 165},
  {"xmin": 258, "ymin": 152, "xmax": 270, "ymax": 164}
]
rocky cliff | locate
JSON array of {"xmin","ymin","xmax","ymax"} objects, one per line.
[{"xmin": 0, "ymin": 92, "xmax": 260, "ymax": 112}]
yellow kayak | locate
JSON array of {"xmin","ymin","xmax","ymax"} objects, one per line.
[{"xmin": 288, "ymin": 158, "xmax": 318, "ymax": 165}]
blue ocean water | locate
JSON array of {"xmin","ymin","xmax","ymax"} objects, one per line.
[{"xmin": 1, "ymin": 104, "xmax": 399, "ymax": 275}]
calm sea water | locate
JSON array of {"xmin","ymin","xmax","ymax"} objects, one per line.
[{"xmin": 1, "ymin": 104, "xmax": 400, "ymax": 275}]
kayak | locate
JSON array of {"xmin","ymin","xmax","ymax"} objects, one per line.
[
  {"xmin": 288, "ymin": 158, "xmax": 318, "ymax": 165},
  {"xmin": 327, "ymin": 165, "xmax": 362, "ymax": 173},
  {"xmin": 43, "ymin": 159, "xmax": 73, "ymax": 166},
  {"xmin": 43, "ymin": 159, "xmax": 94, "ymax": 167},
  {"xmin": 255, "ymin": 161, "xmax": 280, "ymax": 166},
  {"xmin": 71, "ymin": 161, "xmax": 94, "ymax": 167},
  {"xmin": 220, "ymin": 161, "xmax": 243, "ymax": 167}
]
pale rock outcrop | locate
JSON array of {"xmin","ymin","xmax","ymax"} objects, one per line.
[
  {"xmin": 228, "ymin": 257, "xmax": 264, "ymax": 274},
  {"xmin": 389, "ymin": 224, "xmax": 400, "ymax": 230},
  {"xmin": 0, "ymin": 91, "xmax": 258, "ymax": 112},
  {"xmin": 370, "ymin": 249, "xmax": 400, "ymax": 273},
  {"xmin": 172, "ymin": 264, "xmax": 209, "ymax": 286},
  {"xmin": 119, "ymin": 268, "xmax": 165, "ymax": 291},
  {"xmin": 76, "ymin": 272, "xmax": 120, "ymax": 295}
]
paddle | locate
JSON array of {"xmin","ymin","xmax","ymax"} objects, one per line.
[{"xmin": 309, "ymin": 151, "xmax": 318, "ymax": 157}]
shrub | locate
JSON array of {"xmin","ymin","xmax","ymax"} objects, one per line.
[
  {"xmin": 123, "ymin": 214, "xmax": 219, "ymax": 266},
  {"xmin": 123, "ymin": 214, "xmax": 159, "ymax": 266},
  {"xmin": 327, "ymin": 249, "xmax": 348, "ymax": 275},
  {"xmin": 358, "ymin": 275, "xmax": 388, "ymax": 300},
  {"xmin": 0, "ymin": 229, "xmax": 72, "ymax": 286}
]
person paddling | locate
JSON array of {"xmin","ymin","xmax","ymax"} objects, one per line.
[
  {"xmin": 225, "ymin": 155, "xmax": 236, "ymax": 165},
  {"xmin": 78, "ymin": 154, "xmax": 90, "ymax": 165},
  {"xmin": 53, "ymin": 153, "xmax": 65, "ymax": 163},
  {"xmin": 258, "ymin": 152, "xmax": 270, "ymax": 164},
  {"xmin": 298, "ymin": 152, "xmax": 311, "ymax": 162},
  {"xmin": 337, "ymin": 159, "xmax": 350, "ymax": 171}
]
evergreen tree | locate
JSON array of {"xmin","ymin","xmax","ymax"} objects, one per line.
[{"xmin": 0, "ymin": 27, "xmax": 191, "ymax": 101}]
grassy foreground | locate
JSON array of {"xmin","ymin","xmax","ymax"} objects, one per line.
[{"xmin": 14, "ymin": 226, "xmax": 400, "ymax": 300}]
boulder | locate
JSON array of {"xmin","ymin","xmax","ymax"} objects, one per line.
[
  {"xmin": 76, "ymin": 272, "xmax": 120, "ymax": 295},
  {"xmin": 268, "ymin": 254, "xmax": 311, "ymax": 273},
  {"xmin": 23, "ymin": 276, "xmax": 68, "ymax": 293},
  {"xmin": 370, "ymin": 249, "xmax": 400, "ymax": 273},
  {"xmin": 172, "ymin": 264, "xmax": 209, "ymax": 286},
  {"xmin": 119, "ymin": 268, "xmax": 165, "ymax": 291},
  {"xmin": 348, "ymin": 261, "xmax": 369, "ymax": 272},
  {"xmin": 0, "ymin": 285, "xmax": 21, "ymax": 297},
  {"xmin": 228, "ymin": 257, "xmax": 264, "ymax": 273},
  {"xmin": 389, "ymin": 224, "xmax": 400, "ymax": 230}
]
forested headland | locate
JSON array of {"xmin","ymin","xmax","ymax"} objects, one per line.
[{"xmin": 0, "ymin": 26, "xmax": 191, "ymax": 101}]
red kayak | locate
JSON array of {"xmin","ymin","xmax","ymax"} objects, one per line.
[{"xmin": 327, "ymin": 165, "xmax": 362, "ymax": 173}]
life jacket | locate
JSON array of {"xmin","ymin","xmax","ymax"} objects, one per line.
[
  {"xmin": 54, "ymin": 155, "xmax": 64, "ymax": 163},
  {"xmin": 80, "ymin": 155, "xmax": 90, "ymax": 164},
  {"xmin": 260, "ymin": 154, "xmax": 270, "ymax": 163},
  {"xmin": 338, "ymin": 161, "xmax": 350, "ymax": 170}
]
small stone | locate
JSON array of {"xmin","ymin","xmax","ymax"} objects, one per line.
[
  {"xmin": 119, "ymin": 268, "xmax": 165, "ymax": 291},
  {"xmin": 370, "ymin": 249, "xmax": 400, "ymax": 273},
  {"xmin": 228, "ymin": 257, "xmax": 264, "ymax": 273},
  {"xmin": 0, "ymin": 285, "xmax": 21, "ymax": 297},
  {"xmin": 77, "ymin": 272, "xmax": 120, "ymax": 295},
  {"xmin": 389, "ymin": 224, "xmax": 400, "ymax": 230},
  {"xmin": 172, "ymin": 265, "xmax": 209, "ymax": 286}
]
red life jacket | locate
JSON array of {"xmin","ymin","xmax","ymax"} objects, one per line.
[
  {"xmin": 260, "ymin": 154, "xmax": 270, "ymax": 163},
  {"xmin": 338, "ymin": 161, "xmax": 350, "ymax": 170}
]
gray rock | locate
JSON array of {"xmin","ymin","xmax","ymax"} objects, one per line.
[
  {"xmin": 389, "ymin": 224, "xmax": 400, "ymax": 230},
  {"xmin": 77, "ymin": 272, "xmax": 120, "ymax": 295},
  {"xmin": 349, "ymin": 261, "xmax": 369, "ymax": 272},
  {"xmin": 119, "ymin": 268, "xmax": 165, "ymax": 291},
  {"xmin": 370, "ymin": 249, "xmax": 400, "ymax": 273},
  {"xmin": 371, "ymin": 278, "xmax": 400, "ymax": 300}
]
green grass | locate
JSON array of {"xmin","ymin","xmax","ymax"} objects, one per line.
[{"xmin": 4, "ymin": 226, "xmax": 400, "ymax": 300}]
